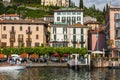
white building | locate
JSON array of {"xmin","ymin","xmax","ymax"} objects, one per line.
[
  {"xmin": 50, "ymin": 8, "xmax": 88, "ymax": 48},
  {"xmin": 50, "ymin": 24, "xmax": 89, "ymax": 48},
  {"xmin": 54, "ymin": 8, "xmax": 84, "ymax": 25}
]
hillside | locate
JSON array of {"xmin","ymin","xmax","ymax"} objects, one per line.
[{"xmin": 0, "ymin": 2, "xmax": 105, "ymax": 24}]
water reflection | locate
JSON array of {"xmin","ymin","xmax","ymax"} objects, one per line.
[
  {"xmin": 0, "ymin": 67, "xmax": 120, "ymax": 80},
  {"xmin": 0, "ymin": 69, "xmax": 25, "ymax": 80}
]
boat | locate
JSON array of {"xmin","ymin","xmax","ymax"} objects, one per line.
[{"xmin": 0, "ymin": 65, "xmax": 26, "ymax": 71}]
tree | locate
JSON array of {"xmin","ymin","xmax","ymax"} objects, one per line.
[{"xmin": 79, "ymin": 0, "xmax": 83, "ymax": 9}]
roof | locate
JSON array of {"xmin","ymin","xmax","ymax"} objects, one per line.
[
  {"xmin": 110, "ymin": 5, "xmax": 120, "ymax": 9},
  {"xmin": 0, "ymin": 20, "xmax": 47, "ymax": 25},
  {"xmin": 69, "ymin": 23, "xmax": 89, "ymax": 28},
  {"xmin": 89, "ymin": 27, "xmax": 105, "ymax": 33},
  {"xmin": 1, "ymin": 14, "xmax": 19, "ymax": 17},
  {"xmin": 84, "ymin": 20, "xmax": 99, "ymax": 25},
  {"xmin": 54, "ymin": 8, "xmax": 84, "ymax": 12}
]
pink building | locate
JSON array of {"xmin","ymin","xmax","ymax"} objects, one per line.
[
  {"xmin": 88, "ymin": 28, "xmax": 106, "ymax": 51},
  {"xmin": 106, "ymin": 6, "xmax": 120, "ymax": 57}
]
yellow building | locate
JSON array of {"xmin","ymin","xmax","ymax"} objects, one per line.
[
  {"xmin": 0, "ymin": 20, "xmax": 48, "ymax": 47},
  {"xmin": 41, "ymin": 0, "xmax": 69, "ymax": 7}
]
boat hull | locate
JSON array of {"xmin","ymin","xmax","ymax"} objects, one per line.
[{"xmin": 0, "ymin": 66, "xmax": 26, "ymax": 70}]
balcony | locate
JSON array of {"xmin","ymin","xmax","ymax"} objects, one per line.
[
  {"xmin": 10, "ymin": 30, "xmax": 16, "ymax": 34},
  {"xmin": 26, "ymin": 30, "xmax": 32, "ymax": 34},
  {"xmin": 10, "ymin": 38, "xmax": 15, "ymax": 42},
  {"xmin": 18, "ymin": 38, "xmax": 23, "ymax": 42},
  {"xmin": 71, "ymin": 40, "xmax": 78, "ymax": 43},
  {"xmin": 26, "ymin": 38, "xmax": 32, "ymax": 42},
  {"xmin": 115, "ymin": 36, "xmax": 120, "ymax": 39},
  {"xmin": 79, "ymin": 40, "xmax": 85, "ymax": 43}
]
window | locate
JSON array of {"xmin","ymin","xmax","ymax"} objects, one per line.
[
  {"xmin": 18, "ymin": 42, "xmax": 23, "ymax": 47},
  {"xmin": 73, "ymin": 28, "xmax": 76, "ymax": 34},
  {"xmin": 10, "ymin": 34, "xmax": 14, "ymax": 38},
  {"xmin": 116, "ymin": 30, "xmax": 120, "ymax": 38},
  {"xmin": 3, "ymin": 26, "xmax": 6, "ymax": 31},
  {"xmin": 35, "ymin": 42, "xmax": 39, "ymax": 47},
  {"xmin": 57, "ymin": 12, "xmax": 61, "ymax": 15},
  {"xmin": 114, "ymin": 13, "xmax": 120, "ymax": 19},
  {"xmin": 62, "ymin": 12, "xmax": 66, "ymax": 15},
  {"xmin": 72, "ymin": 12, "xmax": 76, "ymax": 15},
  {"xmin": 2, "ymin": 34, "xmax": 7, "ymax": 39},
  {"xmin": 72, "ymin": 17, "xmax": 76, "ymax": 24},
  {"xmin": 77, "ymin": 16, "xmax": 81, "ymax": 21},
  {"xmin": 81, "ymin": 28, "xmax": 84, "ymax": 34},
  {"xmin": 54, "ymin": 35, "xmax": 56, "ymax": 41},
  {"xmin": 115, "ymin": 22, "xmax": 120, "ymax": 28},
  {"xmin": 11, "ymin": 26, "xmax": 14, "ymax": 31},
  {"xmin": 36, "ymin": 27, "xmax": 39, "ymax": 31},
  {"xmin": 28, "ymin": 26, "xmax": 31, "ymax": 30},
  {"xmin": 18, "ymin": 34, "xmax": 23, "ymax": 38},
  {"xmin": 53, "ymin": 27, "xmax": 56, "ymax": 34},
  {"xmin": 67, "ymin": 17, "xmax": 71, "ymax": 25},
  {"xmin": 10, "ymin": 42, "xmax": 14, "ymax": 47},
  {"xmin": 57, "ymin": 17, "xmax": 60, "ymax": 21},
  {"xmin": 20, "ymin": 26, "xmax": 22, "ymax": 31},
  {"xmin": 36, "ymin": 35, "xmax": 39, "ymax": 39},
  {"xmin": 62, "ymin": 17, "xmax": 66, "ymax": 23},
  {"xmin": 73, "ymin": 35, "xmax": 76, "ymax": 41},
  {"xmin": 77, "ymin": 12, "xmax": 81, "ymax": 15},
  {"xmin": 67, "ymin": 12, "xmax": 71, "ymax": 15},
  {"xmin": 63, "ymin": 27, "xmax": 67, "ymax": 34},
  {"xmin": 81, "ymin": 36, "xmax": 84, "ymax": 42},
  {"xmin": 64, "ymin": 35, "xmax": 67, "ymax": 40}
]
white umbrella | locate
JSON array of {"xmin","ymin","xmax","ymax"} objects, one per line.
[
  {"xmin": 92, "ymin": 51, "xmax": 104, "ymax": 54},
  {"xmin": 11, "ymin": 54, "xmax": 20, "ymax": 57}
]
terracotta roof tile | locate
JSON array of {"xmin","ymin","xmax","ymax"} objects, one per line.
[{"xmin": 84, "ymin": 20, "xmax": 99, "ymax": 24}]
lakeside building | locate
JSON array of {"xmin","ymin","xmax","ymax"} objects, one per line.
[
  {"xmin": 84, "ymin": 19, "xmax": 106, "ymax": 52},
  {"xmin": 0, "ymin": 20, "xmax": 48, "ymax": 47},
  {"xmin": 88, "ymin": 28, "xmax": 106, "ymax": 51},
  {"xmin": 49, "ymin": 8, "xmax": 89, "ymax": 48},
  {"xmin": 50, "ymin": 24, "xmax": 89, "ymax": 48},
  {"xmin": 54, "ymin": 8, "xmax": 83, "ymax": 25},
  {"xmin": 105, "ymin": 6, "xmax": 120, "ymax": 57},
  {"xmin": 41, "ymin": 0, "xmax": 69, "ymax": 7}
]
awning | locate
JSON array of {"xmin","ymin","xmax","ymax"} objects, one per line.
[{"xmin": 92, "ymin": 51, "xmax": 104, "ymax": 54}]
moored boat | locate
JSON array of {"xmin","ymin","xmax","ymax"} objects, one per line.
[{"xmin": 0, "ymin": 65, "xmax": 26, "ymax": 71}]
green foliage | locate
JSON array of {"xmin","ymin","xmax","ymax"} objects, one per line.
[
  {"xmin": 84, "ymin": 5, "xmax": 105, "ymax": 24},
  {"xmin": 1, "ymin": 47, "xmax": 88, "ymax": 57},
  {"xmin": 79, "ymin": 0, "xmax": 83, "ymax": 9}
]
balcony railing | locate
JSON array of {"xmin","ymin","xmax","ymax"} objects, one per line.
[
  {"xmin": 26, "ymin": 38, "xmax": 32, "ymax": 42},
  {"xmin": 71, "ymin": 40, "xmax": 77, "ymax": 43},
  {"xmin": 18, "ymin": 38, "xmax": 23, "ymax": 42},
  {"xmin": 26, "ymin": 30, "xmax": 32, "ymax": 34},
  {"xmin": 10, "ymin": 30, "xmax": 16, "ymax": 34},
  {"xmin": 10, "ymin": 38, "xmax": 15, "ymax": 42},
  {"xmin": 115, "ymin": 36, "xmax": 120, "ymax": 39},
  {"xmin": 79, "ymin": 40, "xmax": 86, "ymax": 43}
]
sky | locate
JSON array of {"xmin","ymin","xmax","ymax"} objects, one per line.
[{"xmin": 72, "ymin": 0, "xmax": 120, "ymax": 10}]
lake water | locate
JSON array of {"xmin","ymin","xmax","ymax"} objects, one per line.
[{"xmin": 0, "ymin": 67, "xmax": 120, "ymax": 80}]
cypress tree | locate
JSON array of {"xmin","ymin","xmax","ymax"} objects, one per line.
[{"xmin": 79, "ymin": 0, "xmax": 83, "ymax": 9}]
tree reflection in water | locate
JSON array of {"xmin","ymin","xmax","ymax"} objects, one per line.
[{"xmin": 0, "ymin": 67, "xmax": 120, "ymax": 80}]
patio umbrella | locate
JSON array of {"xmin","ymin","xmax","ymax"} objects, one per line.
[
  {"xmin": 63, "ymin": 54, "xmax": 69, "ymax": 57},
  {"xmin": 11, "ymin": 54, "xmax": 20, "ymax": 57},
  {"xmin": 52, "ymin": 53, "xmax": 59, "ymax": 57}
]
